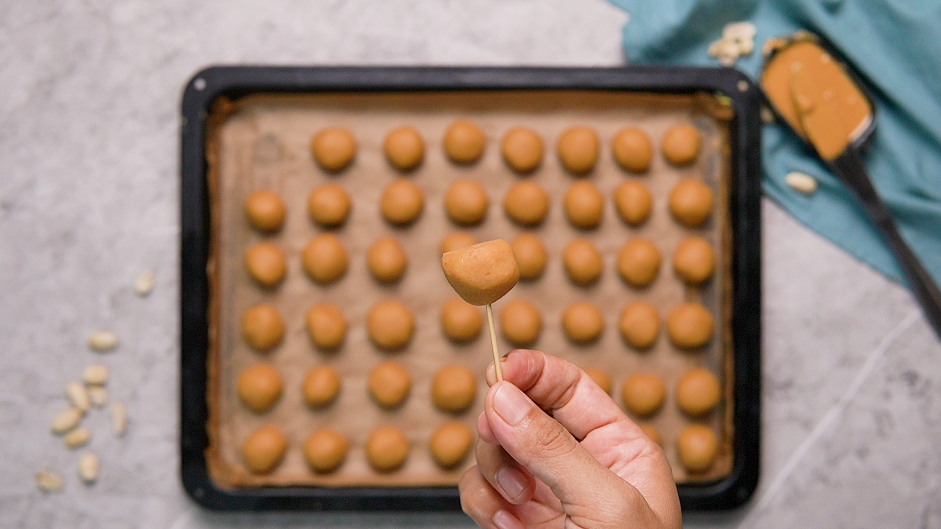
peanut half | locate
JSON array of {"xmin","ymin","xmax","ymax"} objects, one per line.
[
  {"xmin": 82, "ymin": 364, "xmax": 109, "ymax": 386},
  {"xmin": 88, "ymin": 386, "xmax": 108, "ymax": 408},
  {"xmin": 35, "ymin": 471, "xmax": 64, "ymax": 492},
  {"xmin": 66, "ymin": 381, "xmax": 90, "ymax": 412},
  {"xmin": 134, "ymin": 270, "xmax": 155, "ymax": 296},
  {"xmin": 78, "ymin": 452, "xmax": 99, "ymax": 483},
  {"xmin": 785, "ymin": 171, "xmax": 818, "ymax": 195},
  {"xmin": 50, "ymin": 408, "xmax": 83, "ymax": 434},
  {"xmin": 111, "ymin": 402, "xmax": 127, "ymax": 437},
  {"xmin": 88, "ymin": 331, "xmax": 118, "ymax": 352},
  {"xmin": 64, "ymin": 428, "xmax": 91, "ymax": 449}
]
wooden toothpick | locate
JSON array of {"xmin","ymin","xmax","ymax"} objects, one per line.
[{"xmin": 486, "ymin": 304, "xmax": 503, "ymax": 382}]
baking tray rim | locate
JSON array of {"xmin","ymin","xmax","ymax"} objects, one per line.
[{"xmin": 179, "ymin": 65, "xmax": 762, "ymax": 512}]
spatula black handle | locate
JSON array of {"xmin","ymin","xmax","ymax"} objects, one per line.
[{"xmin": 831, "ymin": 149, "xmax": 941, "ymax": 341}]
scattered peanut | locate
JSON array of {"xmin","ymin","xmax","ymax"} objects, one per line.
[
  {"xmin": 64, "ymin": 428, "xmax": 92, "ymax": 449},
  {"xmin": 111, "ymin": 401, "xmax": 127, "ymax": 437},
  {"xmin": 708, "ymin": 21, "xmax": 756, "ymax": 67},
  {"xmin": 82, "ymin": 365, "xmax": 109, "ymax": 386},
  {"xmin": 761, "ymin": 106, "xmax": 776, "ymax": 124},
  {"xmin": 785, "ymin": 171, "xmax": 819, "ymax": 195},
  {"xmin": 78, "ymin": 452, "xmax": 99, "ymax": 483},
  {"xmin": 134, "ymin": 270, "xmax": 155, "ymax": 296},
  {"xmin": 88, "ymin": 331, "xmax": 118, "ymax": 352},
  {"xmin": 35, "ymin": 471, "xmax": 64, "ymax": 493},
  {"xmin": 88, "ymin": 386, "xmax": 108, "ymax": 408},
  {"xmin": 761, "ymin": 37, "xmax": 785, "ymax": 58},
  {"xmin": 65, "ymin": 381, "xmax": 90, "ymax": 412},
  {"xmin": 708, "ymin": 39, "xmax": 741, "ymax": 67},
  {"xmin": 723, "ymin": 21, "xmax": 757, "ymax": 44},
  {"xmin": 51, "ymin": 408, "xmax": 83, "ymax": 434}
]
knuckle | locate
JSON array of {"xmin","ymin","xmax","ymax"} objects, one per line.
[{"xmin": 525, "ymin": 415, "xmax": 576, "ymax": 460}]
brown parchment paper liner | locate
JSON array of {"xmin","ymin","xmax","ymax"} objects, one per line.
[{"xmin": 203, "ymin": 91, "xmax": 736, "ymax": 489}]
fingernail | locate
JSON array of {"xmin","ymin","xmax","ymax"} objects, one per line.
[
  {"xmin": 493, "ymin": 509, "xmax": 523, "ymax": 529},
  {"xmin": 492, "ymin": 383, "xmax": 532, "ymax": 425},
  {"xmin": 497, "ymin": 467, "xmax": 527, "ymax": 500}
]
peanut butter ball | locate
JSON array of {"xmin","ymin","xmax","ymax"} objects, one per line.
[
  {"xmin": 308, "ymin": 183, "xmax": 351, "ymax": 227},
  {"xmin": 611, "ymin": 127, "xmax": 653, "ymax": 173},
  {"xmin": 245, "ymin": 190, "xmax": 286, "ymax": 232},
  {"xmin": 430, "ymin": 422, "xmax": 474, "ymax": 469},
  {"xmin": 510, "ymin": 233, "xmax": 548, "ymax": 280},
  {"xmin": 614, "ymin": 181, "xmax": 653, "ymax": 226},
  {"xmin": 499, "ymin": 299, "xmax": 542, "ymax": 347},
  {"xmin": 675, "ymin": 367, "xmax": 721, "ymax": 416},
  {"xmin": 302, "ymin": 234, "xmax": 348, "ymax": 284},
  {"xmin": 383, "ymin": 126, "xmax": 424, "ymax": 171},
  {"xmin": 366, "ymin": 426, "xmax": 409, "ymax": 472},
  {"xmin": 564, "ymin": 181, "xmax": 604, "ymax": 229},
  {"xmin": 501, "ymin": 127, "xmax": 543, "ymax": 173},
  {"xmin": 245, "ymin": 242, "xmax": 287, "ymax": 287},
  {"xmin": 557, "ymin": 126, "xmax": 599, "ymax": 174},
  {"xmin": 236, "ymin": 364, "xmax": 283, "ymax": 413},
  {"xmin": 661, "ymin": 124, "xmax": 701, "ymax": 166},
  {"xmin": 303, "ymin": 428, "xmax": 348, "ymax": 474},
  {"xmin": 619, "ymin": 301, "xmax": 659, "ymax": 350},
  {"xmin": 503, "ymin": 181, "xmax": 549, "ymax": 226},
  {"xmin": 668, "ymin": 179, "xmax": 714, "ymax": 228},
  {"xmin": 444, "ymin": 179, "xmax": 489, "ymax": 225},
  {"xmin": 242, "ymin": 425, "xmax": 287, "ymax": 474},
  {"xmin": 367, "ymin": 300, "xmax": 415, "ymax": 350},
  {"xmin": 439, "ymin": 232, "xmax": 477, "ymax": 255},
  {"xmin": 444, "ymin": 120, "xmax": 486, "ymax": 164},
  {"xmin": 673, "ymin": 237, "xmax": 715, "ymax": 284},
  {"xmin": 302, "ymin": 365, "xmax": 342, "ymax": 408},
  {"xmin": 677, "ymin": 425, "xmax": 718, "ymax": 474},
  {"xmin": 666, "ymin": 303, "xmax": 714, "ymax": 349},
  {"xmin": 561, "ymin": 302, "xmax": 604, "ymax": 344},
  {"xmin": 305, "ymin": 303, "xmax": 346, "ymax": 350},
  {"xmin": 432, "ymin": 364, "xmax": 477, "ymax": 413},
  {"xmin": 242, "ymin": 304, "xmax": 285, "ymax": 352},
  {"xmin": 583, "ymin": 368, "xmax": 612, "ymax": 395},
  {"xmin": 617, "ymin": 238, "xmax": 661, "ymax": 287},
  {"xmin": 441, "ymin": 240, "xmax": 520, "ymax": 306},
  {"xmin": 621, "ymin": 373, "xmax": 666, "ymax": 417},
  {"xmin": 368, "ymin": 361, "xmax": 411, "ymax": 409},
  {"xmin": 311, "ymin": 127, "xmax": 356, "ymax": 172},
  {"xmin": 380, "ymin": 179, "xmax": 424, "ymax": 225},
  {"xmin": 367, "ymin": 236, "xmax": 408, "ymax": 283},
  {"xmin": 562, "ymin": 239, "xmax": 603, "ymax": 286},
  {"xmin": 440, "ymin": 298, "xmax": 483, "ymax": 343}
]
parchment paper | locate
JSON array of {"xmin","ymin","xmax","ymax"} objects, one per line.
[{"xmin": 204, "ymin": 90, "xmax": 735, "ymax": 489}]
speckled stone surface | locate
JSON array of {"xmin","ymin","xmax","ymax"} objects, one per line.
[{"xmin": 1, "ymin": 1, "xmax": 939, "ymax": 528}]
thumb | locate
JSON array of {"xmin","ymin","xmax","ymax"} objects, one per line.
[{"xmin": 484, "ymin": 381, "xmax": 633, "ymax": 510}]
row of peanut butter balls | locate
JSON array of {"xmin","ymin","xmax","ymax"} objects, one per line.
[
  {"xmin": 241, "ymin": 231, "xmax": 715, "ymax": 293},
  {"xmin": 239, "ymin": 293, "xmax": 714, "ymax": 356},
  {"xmin": 309, "ymin": 120, "xmax": 701, "ymax": 175},
  {"xmin": 244, "ymin": 174, "xmax": 714, "ymax": 232}
]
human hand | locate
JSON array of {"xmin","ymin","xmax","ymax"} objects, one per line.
[{"xmin": 459, "ymin": 349, "xmax": 681, "ymax": 529}]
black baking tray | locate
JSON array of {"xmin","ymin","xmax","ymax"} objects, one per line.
[{"xmin": 180, "ymin": 66, "xmax": 762, "ymax": 511}]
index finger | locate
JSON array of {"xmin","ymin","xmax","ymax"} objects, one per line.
[{"xmin": 487, "ymin": 349, "xmax": 643, "ymax": 442}]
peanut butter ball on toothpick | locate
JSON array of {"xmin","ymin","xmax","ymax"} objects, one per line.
[
  {"xmin": 441, "ymin": 240, "xmax": 520, "ymax": 307},
  {"xmin": 441, "ymin": 240, "xmax": 521, "ymax": 381}
]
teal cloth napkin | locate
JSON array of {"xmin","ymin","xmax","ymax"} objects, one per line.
[{"xmin": 607, "ymin": 0, "xmax": 941, "ymax": 288}]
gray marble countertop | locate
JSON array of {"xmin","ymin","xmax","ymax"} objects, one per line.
[{"xmin": 2, "ymin": 1, "xmax": 940, "ymax": 527}]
